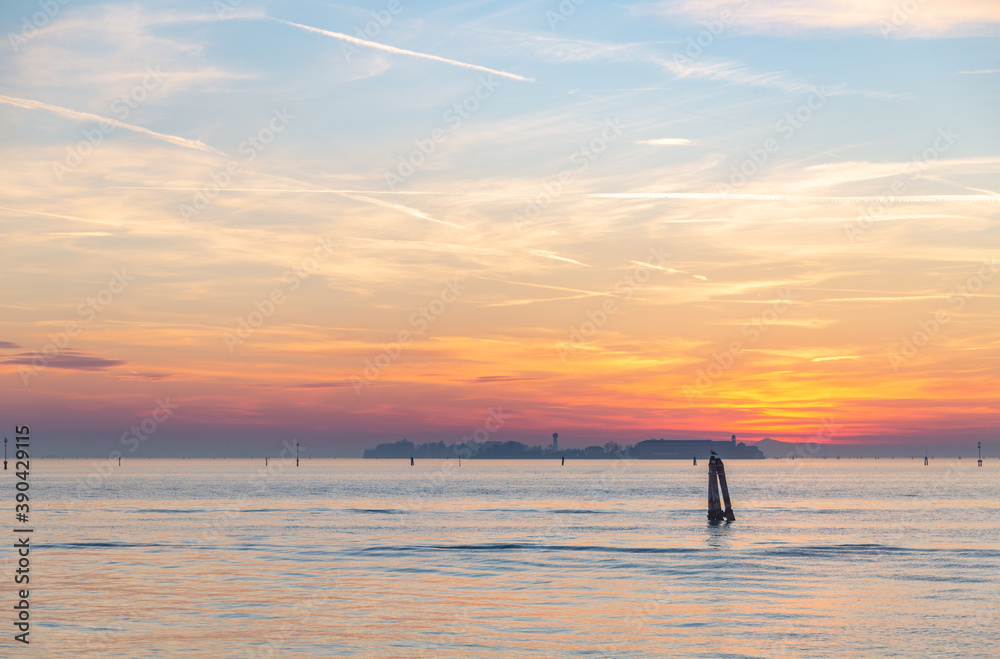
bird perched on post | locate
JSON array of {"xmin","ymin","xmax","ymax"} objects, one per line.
[{"xmin": 710, "ymin": 450, "xmax": 718, "ymax": 456}]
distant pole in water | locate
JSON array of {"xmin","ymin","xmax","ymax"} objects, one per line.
[
  {"xmin": 296, "ymin": 441, "xmax": 299, "ymax": 467},
  {"xmin": 265, "ymin": 457, "xmax": 268, "ymax": 466},
  {"xmin": 561, "ymin": 455, "xmax": 564, "ymax": 466},
  {"xmin": 693, "ymin": 455, "xmax": 697, "ymax": 466},
  {"xmin": 925, "ymin": 453, "xmax": 929, "ymax": 466},
  {"xmin": 978, "ymin": 442, "xmax": 983, "ymax": 467},
  {"xmin": 3, "ymin": 437, "xmax": 6, "ymax": 470},
  {"xmin": 118, "ymin": 456, "xmax": 121, "ymax": 466}
]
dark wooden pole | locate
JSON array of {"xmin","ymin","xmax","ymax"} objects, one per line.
[
  {"xmin": 707, "ymin": 456, "xmax": 724, "ymax": 521},
  {"xmin": 716, "ymin": 457, "xmax": 736, "ymax": 521}
]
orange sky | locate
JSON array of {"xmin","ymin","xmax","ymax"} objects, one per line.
[{"xmin": 2, "ymin": 2, "xmax": 998, "ymax": 455}]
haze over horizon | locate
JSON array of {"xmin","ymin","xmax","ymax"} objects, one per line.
[{"xmin": 2, "ymin": 0, "xmax": 998, "ymax": 458}]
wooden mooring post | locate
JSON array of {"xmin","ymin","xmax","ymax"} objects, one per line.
[
  {"xmin": 708, "ymin": 456, "xmax": 723, "ymax": 521},
  {"xmin": 707, "ymin": 455, "xmax": 736, "ymax": 522},
  {"xmin": 716, "ymin": 457, "xmax": 736, "ymax": 521}
]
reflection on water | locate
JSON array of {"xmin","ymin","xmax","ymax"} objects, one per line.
[
  {"xmin": 705, "ymin": 519, "xmax": 736, "ymax": 548},
  {"xmin": 23, "ymin": 459, "xmax": 1000, "ymax": 657}
]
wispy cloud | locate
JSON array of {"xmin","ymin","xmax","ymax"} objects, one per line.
[
  {"xmin": 270, "ymin": 18, "xmax": 534, "ymax": 82},
  {"xmin": 105, "ymin": 187, "xmax": 1000, "ymax": 204},
  {"xmin": 116, "ymin": 372, "xmax": 175, "ymax": 381},
  {"xmin": 465, "ymin": 375, "xmax": 541, "ymax": 383},
  {"xmin": 636, "ymin": 138, "xmax": 696, "ymax": 146},
  {"xmin": 0, "ymin": 94, "xmax": 223, "ymax": 155},
  {"xmin": 634, "ymin": 0, "xmax": 1000, "ymax": 37},
  {"xmin": 588, "ymin": 192, "xmax": 1000, "ymax": 203}
]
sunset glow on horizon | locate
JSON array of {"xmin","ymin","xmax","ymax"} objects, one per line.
[{"xmin": 2, "ymin": 0, "xmax": 998, "ymax": 455}]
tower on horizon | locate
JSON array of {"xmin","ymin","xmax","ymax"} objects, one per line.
[
  {"xmin": 552, "ymin": 432, "xmax": 558, "ymax": 452},
  {"xmin": 732, "ymin": 434, "xmax": 736, "ymax": 446}
]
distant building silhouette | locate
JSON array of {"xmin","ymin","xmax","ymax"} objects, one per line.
[{"xmin": 552, "ymin": 432, "xmax": 558, "ymax": 452}]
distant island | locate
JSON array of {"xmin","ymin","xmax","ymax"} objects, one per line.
[{"xmin": 363, "ymin": 434, "xmax": 764, "ymax": 460}]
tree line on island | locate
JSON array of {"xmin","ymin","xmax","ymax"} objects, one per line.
[{"xmin": 363, "ymin": 436, "xmax": 765, "ymax": 459}]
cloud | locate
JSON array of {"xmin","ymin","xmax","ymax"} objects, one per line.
[
  {"xmin": 270, "ymin": 18, "xmax": 534, "ymax": 82},
  {"xmin": 0, "ymin": 94, "xmax": 223, "ymax": 155},
  {"xmin": 0, "ymin": 341, "xmax": 22, "ymax": 350},
  {"xmin": 465, "ymin": 375, "xmax": 541, "ymax": 383},
  {"xmin": 2, "ymin": 350, "xmax": 125, "ymax": 371},
  {"xmin": 116, "ymin": 372, "xmax": 175, "ymax": 381},
  {"xmin": 636, "ymin": 0, "xmax": 1000, "ymax": 37},
  {"xmin": 588, "ymin": 192, "xmax": 1000, "ymax": 203},
  {"xmin": 636, "ymin": 138, "xmax": 696, "ymax": 146},
  {"xmin": 496, "ymin": 29, "xmax": 824, "ymax": 94},
  {"xmin": 107, "ymin": 186, "xmax": 1000, "ymax": 208}
]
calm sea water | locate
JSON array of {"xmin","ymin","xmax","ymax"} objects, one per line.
[{"xmin": 15, "ymin": 458, "xmax": 1000, "ymax": 657}]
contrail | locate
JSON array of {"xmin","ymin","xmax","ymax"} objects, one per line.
[
  {"xmin": 272, "ymin": 18, "xmax": 533, "ymax": 82},
  {"xmin": 0, "ymin": 94, "xmax": 223, "ymax": 155},
  {"xmin": 336, "ymin": 192, "xmax": 469, "ymax": 230},
  {"xmin": 0, "ymin": 205, "xmax": 128, "ymax": 228},
  {"xmin": 476, "ymin": 276, "xmax": 614, "ymax": 297},
  {"xmin": 528, "ymin": 249, "xmax": 589, "ymax": 267}
]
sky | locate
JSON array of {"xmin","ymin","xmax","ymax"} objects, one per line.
[{"xmin": 1, "ymin": 0, "xmax": 998, "ymax": 457}]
